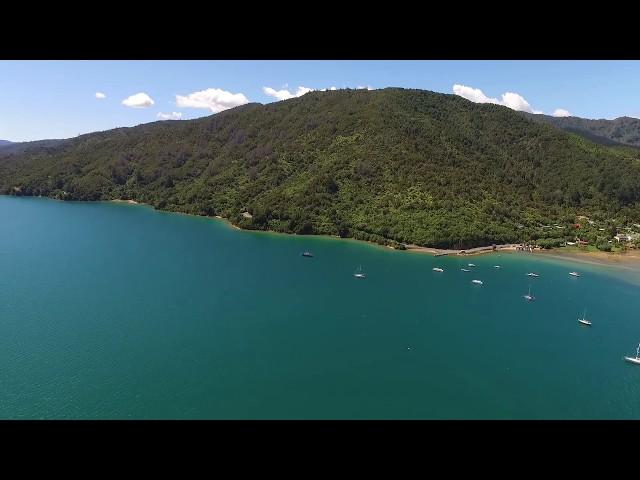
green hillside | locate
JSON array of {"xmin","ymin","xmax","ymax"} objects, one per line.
[{"xmin": 2, "ymin": 87, "xmax": 640, "ymax": 249}]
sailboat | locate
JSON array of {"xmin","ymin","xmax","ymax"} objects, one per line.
[
  {"xmin": 471, "ymin": 279, "xmax": 483, "ymax": 285},
  {"xmin": 353, "ymin": 265, "xmax": 366, "ymax": 278},
  {"xmin": 523, "ymin": 285, "xmax": 535, "ymax": 301},
  {"xmin": 468, "ymin": 263, "xmax": 476, "ymax": 267},
  {"xmin": 578, "ymin": 308, "xmax": 592, "ymax": 326},
  {"xmin": 432, "ymin": 267, "xmax": 444, "ymax": 272},
  {"xmin": 569, "ymin": 271, "xmax": 580, "ymax": 277},
  {"xmin": 461, "ymin": 268, "xmax": 470, "ymax": 272},
  {"xmin": 527, "ymin": 272, "xmax": 539, "ymax": 277},
  {"xmin": 624, "ymin": 343, "xmax": 640, "ymax": 365},
  {"xmin": 301, "ymin": 251, "xmax": 313, "ymax": 257}
]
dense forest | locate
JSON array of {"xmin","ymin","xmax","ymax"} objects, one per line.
[
  {"xmin": 2, "ymin": 87, "xmax": 640, "ymax": 249},
  {"xmin": 522, "ymin": 113, "xmax": 640, "ymax": 148}
]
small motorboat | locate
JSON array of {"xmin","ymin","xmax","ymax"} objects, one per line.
[
  {"xmin": 569, "ymin": 272, "xmax": 580, "ymax": 277},
  {"xmin": 461, "ymin": 268, "xmax": 470, "ymax": 272},
  {"xmin": 433, "ymin": 267, "xmax": 444, "ymax": 272},
  {"xmin": 301, "ymin": 251, "xmax": 313, "ymax": 257},
  {"xmin": 471, "ymin": 279, "xmax": 483, "ymax": 285},
  {"xmin": 468, "ymin": 263, "xmax": 476, "ymax": 267},
  {"xmin": 527, "ymin": 273, "xmax": 539, "ymax": 277},
  {"xmin": 493, "ymin": 265, "xmax": 501, "ymax": 269}
]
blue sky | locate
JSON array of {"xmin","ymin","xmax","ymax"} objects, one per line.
[{"xmin": 1, "ymin": 60, "xmax": 639, "ymax": 142}]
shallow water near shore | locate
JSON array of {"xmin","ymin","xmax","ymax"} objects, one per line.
[{"xmin": 1, "ymin": 196, "xmax": 639, "ymax": 419}]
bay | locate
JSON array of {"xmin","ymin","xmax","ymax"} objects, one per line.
[{"xmin": 1, "ymin": 196, "xmax": 639, "ymax": 419}]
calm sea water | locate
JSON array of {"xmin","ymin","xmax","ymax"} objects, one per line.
[{"xmin": 1, "ymin": 196, "xmax": 639, "ymax": 419}]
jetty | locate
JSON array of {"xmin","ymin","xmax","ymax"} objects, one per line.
[{"xmin": 401, "ymin": 243, "xmax": 524, "ymax": 257}]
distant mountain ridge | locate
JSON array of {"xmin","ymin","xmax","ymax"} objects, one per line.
[
  {"xmin": 522, "ymin": 113, "xmax": 640, "ymax": 148},
  {"xmin": 0, "ymin": 138, "xmax": 65, "ymax": 154}
]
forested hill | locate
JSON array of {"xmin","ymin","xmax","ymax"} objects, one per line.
[
  {"xmin": 522, "ymin": 113, "xmax": 640, "ymax": 148},
  {"xmin": 0, "ymin": 138, "xmax": 65, "ymax": 155},
  {"xmin": 2, "ymin": 87, "xmax": 640, "ymax": 249}
]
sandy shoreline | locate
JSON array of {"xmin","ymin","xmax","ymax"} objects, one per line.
[
  {"xmin": 535, "ymin": 249, "xmax": 640, "ymax": 268},
  {"xmin": 110, "ymin": 199, "xmax": 139, "ymax": 205}
]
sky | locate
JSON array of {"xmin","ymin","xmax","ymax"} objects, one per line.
[{"xmin": 1, "ymin": 60, "xmax": 639, "ymax": 142}]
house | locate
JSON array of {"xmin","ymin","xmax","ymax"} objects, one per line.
[{"xmin": 614, "ymin": 234, "xmax": 633, "ymax": 242}]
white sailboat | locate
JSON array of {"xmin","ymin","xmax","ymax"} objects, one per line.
[
  {"xmin": 471, "ymin": 279, "xmax": 483, "ymax": 285},
  {"xmin": 624, "ymin": 343, "xmax": 640, "ymax": 365},
  {"xmin": 527, "ymin": 272, "xmax": 539, "ymax": 277},
  {"xmin": 353, "ymin": 265, "xmax": 366, "ymax": 278},
  {"xmin": 461, "ymin": 268, "xmax": 470, "ymax": 272},
  {"xmin": 468, "ymin": 263, "xmax": 476, "ymax": 267},
  {"xmin": 523, "ymin": 285, "xmax": 535, "ymax": 301},
  {"xmin": 569, "ymin": 271, "xmax": 580, "ymax": 277},
  {"xmin": 432, "ymin": 267, "xmax": 444, "ymax": 272},
  {"xmin": 493, "ymin": 265, "xmax": 501, "ymax": 269},
  {"xmin": 578, "ymin": 308, "xmax": 592, "ymax": 326}
]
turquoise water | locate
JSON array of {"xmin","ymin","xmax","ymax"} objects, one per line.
[{"xmin": 1, "ymin": 196, "xmax": 639, "ymax": 419}]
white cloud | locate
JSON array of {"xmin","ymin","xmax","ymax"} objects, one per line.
[
  {"xmin": 452, "ymin": 84, "xmax": 540, "ymax": 114},
  {"xmin": 500, "ymin": 91, "xmax": 534, "ymax": 113},
  {"xmin": 263, "ymin": 84, "xmax": 374, "ymax": 101},
  {"xmin": 176, "ymin": 88, "xmax": 249, "ymax": 113},
  {"xmin": 95, "ymin": 92, "xmax": 106, "ymax": 99},
  {"xmin": 553, "ymin": 108, "xmax": 571, "ymax": 117},
  {"xmin": 122, "ymin": 92, "xmax": 155, "ymax": 108},
  {"xmin": 157, "ymin": 112, "xmax": 183, "ymax": 120},
  {"xmin": 452, "ymin": 84, "xmax": 495, "ymax": 104},
  {"xmin": 263, "ymin": 86, "xmax": 314, "ymax": 101}
]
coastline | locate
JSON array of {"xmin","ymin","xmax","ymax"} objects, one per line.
[
  {"xmin": 535, "ymin": 248, "xmax": 640, "ymax": 269},
  {"xmin": 9, "ymin": 195, "xmax": 640, "ymax": 265}
]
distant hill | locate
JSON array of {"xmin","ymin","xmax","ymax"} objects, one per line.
[
  {"xmin": 0, "ymin": 138, "xmax": 66, "ymax": 154},
  {"xmin": 522, "ymin": 113, "xmax": 640, "ymax": 148},
  {"xmin": 2, "ymin": 88, "xmax": 640, "ymax": 249}
]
